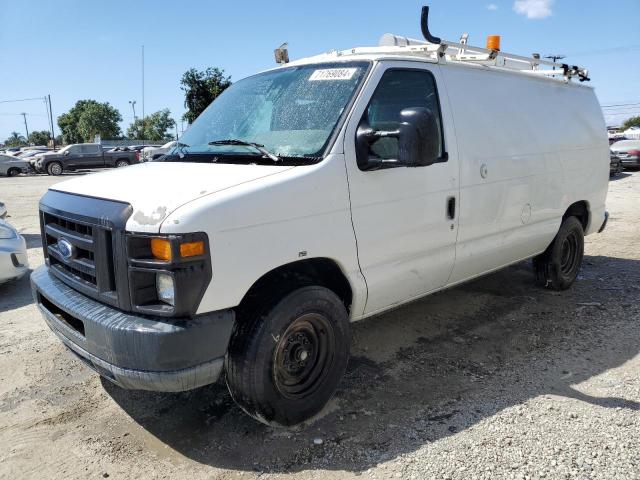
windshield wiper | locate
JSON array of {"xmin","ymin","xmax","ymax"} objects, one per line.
[
  {"xmin": 208, "ymin": 139, "xmax": 279, "ymax": 162},
  {"xmin": 176, "ymin": 141, "xmax": 190, "ymax": 158}
]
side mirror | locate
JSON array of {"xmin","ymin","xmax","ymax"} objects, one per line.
[
  {"xmin": 397, "ymin": 107, "xmax": 440, "ymax": 167},
  {"xmin": 355, "ymin": 107, "xmax": 441, "ymax": 170},
  {"xmin": 63, "ymin": 150, "xmax": 70, "ymax": 156}
]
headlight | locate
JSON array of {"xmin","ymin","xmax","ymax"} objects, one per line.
[
  {"xmin": 127, "ymin": 232, "xmax": 211, "ymax": 317},
  {"xmin": 156, "ymin": 273, "xmax": 175, "ymax": 306},
  {"xmin": 0, "ymin": 223, "xmax": 17, "ymax": 239}
]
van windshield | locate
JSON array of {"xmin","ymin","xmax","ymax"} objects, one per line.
[{"xmin": 166, "ymin": 61, "xmax": 369, "ymax": 163}]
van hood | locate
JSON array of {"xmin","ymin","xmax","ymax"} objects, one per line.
[{"xmin": 50, "ymin": 162, "xmax": 295, "ymax": 232}]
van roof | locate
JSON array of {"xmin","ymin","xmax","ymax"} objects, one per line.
[
  {"xmin": 283, "ymin": 22, "xmax": 590, "ymax": 88},
  {"xmin": 288, "ymin": 40, "xmax": 591, "ymax": 88}
]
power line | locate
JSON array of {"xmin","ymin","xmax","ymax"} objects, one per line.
[
  {"xmin": 0, "ymin": 97, "xmax": 46, "ymax": 104},
  {"xmin": 601, "ymin": 102, "xmax": 640, "ymax": 109},
  {"xmin": 0, "ymin": 112, "xmax": 48, "ymax": 117},
  {"xmin": 565, "ymin": 45, "xmax": 640, "ymax": 58}
]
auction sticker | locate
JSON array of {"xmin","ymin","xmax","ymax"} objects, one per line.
[{"xmin": 309, "ymin": 68, "xmax": 357, "ymax": 81}]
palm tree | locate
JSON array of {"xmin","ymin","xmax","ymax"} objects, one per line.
[{"xmin": 4, "ymin": 132, "xmax": 27, "ymax": 148}]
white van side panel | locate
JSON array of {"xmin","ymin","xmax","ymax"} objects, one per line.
[
  {"xmin": 160, "ymin": 155, "xmax": 368, "ymax": 317},
  {"xmin": 441, "ymin": 63, "xmax": 608, "ymax": 283}
]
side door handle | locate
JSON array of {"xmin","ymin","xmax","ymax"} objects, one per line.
[{"xmin": 447, "ymin": 196, "xmax": 456, "ymax": 220}]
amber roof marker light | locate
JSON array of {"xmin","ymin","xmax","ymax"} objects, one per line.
[{"xmin": 487, "ymin": 35, "xmax": 501, "ymax": 51}]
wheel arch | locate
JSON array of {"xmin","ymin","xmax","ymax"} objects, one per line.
[
  {"xmin": 236, "ymin": 257, "xmax": 354, "ymax": 320},
  {"xmin": 563, "ymin": 200, "xmax": 590, "ymax": 231}
]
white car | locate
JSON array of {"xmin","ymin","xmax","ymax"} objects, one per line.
[
  {"xmin": 141, "ymin": 141, "xmax": 176, "ymax": 161},
  {"xmin": 610, "ymin": 139, "xmax": 640, "ymax": 168},
  {"xmin": 0, "ymin": 154, "xmax": 30, "ymax": 177},
  {"xmin": 0, "ymin": 219, "xmax": 28, "ymax": 284},
  {"xmin": 31, "ymin": 8, "xmax": 608, "ymax": 426}
]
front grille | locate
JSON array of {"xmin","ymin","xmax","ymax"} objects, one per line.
[
  {"xmin": 43, "ymin": 212, "xmax": 101, "ymax": 288},
  {"xmin": 40, "ymin": 209, "xmax": 122, "ymax": 308},
  {"xmin": 39, "ymin": 190, "xmax": 133, "ymax": 311}
]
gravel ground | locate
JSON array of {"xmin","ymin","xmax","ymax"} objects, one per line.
[{"xmin": 0, "ymin": 170, "xmax": 639, "ymax": 479}]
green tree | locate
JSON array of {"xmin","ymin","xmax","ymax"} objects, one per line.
[
  {"xmin": 621, "ymin": 116, "xmax": 640, "ymax": 131},
  {"xmin": 4, "ymin": 132, "xmax": 27, "ymax": 147},
  {"xmin": 58, "ymin": 100, "xmax": 122, "ymax": 143},
  {"xmin": 180, "ymin": 67, "xmax": 231, "ymax": 124},
  {"xmin": 28, "ymin": 130, "xmax": 51, "ymax": 146},
  {"xmin": 77, "ymin": 102, "xmax": 121, "ymax": 141},
  {"xmin": 127, "ymin": 109, "xmax": 176, "ymax": 141}
]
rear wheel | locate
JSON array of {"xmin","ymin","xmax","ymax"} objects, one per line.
[
  {"xmin": 225, "ymin": 286, "xmax": 350, "ymax": 427},
  {"xmin": 115, "ymin": 159, "xmax": 129, "ymax": 168},
  {"xmin": 533, "ymin": 216, "xmax": 584, "ymax": 290},
  {"xmin": 47, "ymin": 162, "xmax": 63, "ymax": 176}
]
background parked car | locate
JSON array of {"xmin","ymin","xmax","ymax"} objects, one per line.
[
  {"xmin": 33, "ymin": 143, "xmax": 140, "ymax": 175},
  {"xmin": 610, "ymin": 151, "xmax": 624, "ymax": 176},
  {"xmin": 141, "ymin": 140, "xmax": 176, "ymax": 161},
  {"xmin": 0, "ymin": 218, "xmax": 28, "ymax": 284},
  {"xmin": 610, "ymin": 139, "xmax": 640, "ymax": 169},
  {"xmin": 0, "ymin": 153, "xmax": 30, "ymax": 176},
  {"xmin": 16, "ymin": 149, "xmax": 49, "ymax": 160}
]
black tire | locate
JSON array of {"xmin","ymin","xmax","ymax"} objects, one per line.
[
  {"xmin": 225, "ymin": 286, "xmax": 350, "ymax": 427},
  {"xmin": 7, "ymin": 168, "xmax": 20, "ymax": 177},
  {"xmin": 533, "ymin": 216, "xmax": 584, "ymax": 290},
  {"xmin": 47, "ymin": 162, "xmax": 63, "ymax": 176},
  {"xmin": 115, "ymin": 159, "xmax": 129, "ymax": 168}
]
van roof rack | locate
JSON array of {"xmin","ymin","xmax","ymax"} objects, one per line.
[{"xmin": 378, "ymin": 6, "xmax": 590, "ymax": 83}]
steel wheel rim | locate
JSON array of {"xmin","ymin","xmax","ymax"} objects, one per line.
[
  {"xmin": 560, "ymin": 231, "xmax": 579, "ymax": 276},
  {"xmin": 273, "ymin": 312, "xmax": 335, "ymax": 399}
]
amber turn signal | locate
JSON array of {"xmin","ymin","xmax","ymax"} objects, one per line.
[
  {"xmin": 179, "ymin": 241, "xmax": 205, "ymax": 258},
  {"xmin": 486, "ymin": 35, "xmax": 501, "ymax": 51},
  {"xmin": 151, "ymin": 238, "xmax": 172, "ymax": 261}
]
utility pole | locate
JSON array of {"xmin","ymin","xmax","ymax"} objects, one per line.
[
  {"xmin": 175, "ymin": 121, "xmax": 179, "ymax": 141},
  {"xmin": 141, "ymin": 45, "xmax": 145, "ymax": 146},
  {"xmin": 21, "ymin": 113, "xmax": 29, "ymax": 142},
  {"xmin": 48, "ymin": 94, "xmax": 56, "ymax": 149},
  {"xmin": 181, "ymin": 119, "xmax": 184, "ymax": 136}
]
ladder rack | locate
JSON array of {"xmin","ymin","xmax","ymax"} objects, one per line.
[{"xmin": 378, "ymin": 6, "xmax": 590, "ymax": 83}]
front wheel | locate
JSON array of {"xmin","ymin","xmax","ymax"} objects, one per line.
[
  {"xmin": 47, "ymin": 162, "xmax": 63, "ymax": 176},
  {"xmin": 225, "ymin": 286, "xmax": 350, "ymax": 427},
  {"xmin": 533, "ymin": 216, "xmax": 584, "ymax": 290},
  {"xmin": 7, "ymin": 168, "xmax": 20, "ymax": 177},
  {"xmin": 115, "ymin": 159, "xmax": 129, "ymax": 168}
]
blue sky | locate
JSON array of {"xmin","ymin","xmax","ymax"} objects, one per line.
[{"xmin": 1, "ymin": 0, "xmax": 639, "ymax": 141}]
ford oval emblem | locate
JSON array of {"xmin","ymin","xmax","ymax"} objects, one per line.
[{"xmin": 58, "ymin": 238, "xmax": 75, "ymax": 260}]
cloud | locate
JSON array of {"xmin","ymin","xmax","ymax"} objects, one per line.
[
  {"xmin": 513, "ymin": 0, "xmax": 553, "ymax": 19},
  {"xmin": 487, "ymin": 3, "xmax": 499, "ymax": 10}
]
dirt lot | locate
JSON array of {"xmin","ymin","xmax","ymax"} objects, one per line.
[{"xmin": 1, "ymin": 171, "xmax": 639, "ymax": 479}]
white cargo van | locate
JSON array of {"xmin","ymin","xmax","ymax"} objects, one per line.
[{"xmin": 32, "ymin": 8, "xmax": 609, "ymax": 426}]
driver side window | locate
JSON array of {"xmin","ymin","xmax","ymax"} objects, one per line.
[{"xmin": 364, "ymin": 69, "xmax": 444, "ymax": 161}]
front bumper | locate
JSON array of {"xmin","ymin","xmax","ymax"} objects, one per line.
[
  {"xmin": 0, "ymin": 234, "xmax": 28, "ymax": 284},
  {"xmin": 31, "ymin": 265, "xmax": 235, "ymax": 392},
  {"xmin": 619, "ymin": 156, "xmax": 640, "ymax": 166}
]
